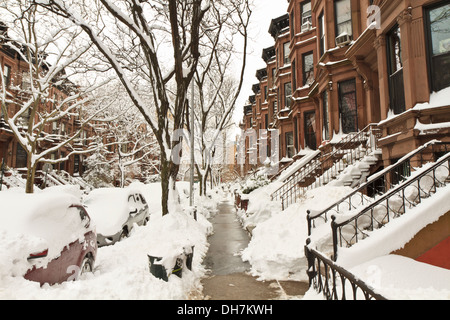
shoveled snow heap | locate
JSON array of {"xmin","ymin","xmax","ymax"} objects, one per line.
[
  {"xmin": 239, "ymin": 184, "xmax": 354, "ymax": 281},
  {"xmin": 237, "ymin": 171, "xmax": 450, "ymax": 299},
  {"xmin": 0, "ymin": 182, "xmax": 215, "ymax": 299},
  {"xmin": 0, "ymin": 192, "xmax": 90, "ymax": 278}
]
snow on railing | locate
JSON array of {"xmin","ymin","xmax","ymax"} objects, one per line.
[
  {"xmin": 307, "ymin": 140, "xmax": 450, "ymax": 236},
  {"xmin": 331, "ymin": 151, "xmax": 450, "ymax": 261}
]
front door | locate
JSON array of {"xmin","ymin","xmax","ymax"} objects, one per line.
[
  {"xmin": 387, "ymin": 25, "xmax": 406, "ymax": 115},
  {"xmin": 338, "ymin": 79, "xmax": 358, "ymax": 133},
  {"xmin": 304, "ymin": 111, "xmax": 317, "ymax": 150}
]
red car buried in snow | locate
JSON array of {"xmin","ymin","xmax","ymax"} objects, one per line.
[{"xmin": 0, "ymin": 192, "xmax": 97, "ymax": 286}]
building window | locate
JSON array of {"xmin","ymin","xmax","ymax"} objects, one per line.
[
  {"xmin": 425, "ymin": 1, "xmax": 450, "ymax": 92},
  {"xmin": 301, "ymin": 2, "xmax": 312, "ymax": 28},
  {"xmin": 322, "ymin": 90, "xmax": 330, "ymax": 140},
  {"xmin": 284, "ymin": 82, "xmax": 292, "ymax": 108},
  {"xmin": 16, "ymin": 144, "xmax": 27, "ymax": 168},
  {"xmin": 318, "ymin": 12, "xmax": 326, "ymax": 56},
  {"xmin": 302, "ymin": 51, "xmax": 314, "ymax": 86},
  {"xmin": 285, "ymin": 132, "xmax": 295, "ymax": 158},
  {"xmin": 283, "ymin": 41, "xmax": 291, "ymax": 65},
  {"xmin": 271, "ymin": 68, "xmax": 276, "ymax": 87},
  {"xmin": 22, "ymin": 71, "xmax": 31, "ymax": 91},
  {"xmin": 338, "ymin": 78, "xmax": 358, "ymax": 134},
  {"xmin": 2, "ymin": 65, "xmax": 11, "ymax": 88},
  {"xmin": 292, "ymin": 60, "xmax": 297, "ymax": 89},
  {"xmin": 304, "ymin": 111, "xmax": 317, "ymax": 150},
  {"xmin": 335, "ymin": 0, "xmax": 352, "ymax": 38},
  {"xmin": 264, "ymin": 86, "xmax": 268, "ymax": 102},
  {"xmin": 387, "ymin": 24, "xmax": 406, "ymax": 114}
]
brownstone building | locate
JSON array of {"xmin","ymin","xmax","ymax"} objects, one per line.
[
  {"xmin": 0, "ymin": 25, "xmax": 96, "ymax": 183},
  {"xmin": 240, "ymin": 0, "xmax": 450, "ymax": 176}
]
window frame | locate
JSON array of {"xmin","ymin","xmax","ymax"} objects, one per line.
[
  {"xmin": 3, "ymin": 64, "xmax": 11, "ymax": 88},
  {"xmin": 301, "ymin": 1, "xmax": 312, "ymax": 26},
  {"xmin": 302, "ymin": 51, "xmax": 314, "ymax": 86},
  {"xmin": 334, "ymin": 0, "xmax": 353, "ymax": 39},
  {"xmin": 318, "ymin": 11, "xmax": 326, "ymax": 57},
  {"xmin": 338, "ymin": 78, "xmax": 358, "ymax": 134},
  {"xmin": 283, "ymin": 41, "xmax": 291, "ymax": 65},
  {"xmin": 424, "ymin": 1, "xmax": 450, "ymax": 92},
  {"xmin": 284, "ymin": 82, "xmax": 292, "ymax": 109}
]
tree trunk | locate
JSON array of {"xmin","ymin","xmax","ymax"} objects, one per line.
[
  {"xmin": 25, "ymin": 157, "xmax": 36, "ymax": 194},
  {"xmin": 160, "ymin": 153, "xmax": 170, "ymax": 216}
]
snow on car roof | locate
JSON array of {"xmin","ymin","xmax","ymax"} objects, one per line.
[
  {"xmin": 0, "ymin": 192, "xmax": 88, "ymax": 276},
  {"xmin": 83, "ymin": 187, "xmax": 143, "ymax": 236}
]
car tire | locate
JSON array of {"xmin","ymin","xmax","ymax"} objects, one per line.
[{"xmin": 80, "ymin": 255, "xmax": 94, "ymax": 275}]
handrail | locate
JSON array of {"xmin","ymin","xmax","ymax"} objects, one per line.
[
  {"xmin": 304, "ymin": 238, "xmax": 387, "ymax": 300},
  {"xmin": 307, "ymin": 140, "xmax": 450, "ymax": 235},
  {"xmin": 331, "ymin": 151, "xmax": 450, "ymax": 261},
  {"xmin": 270, "ymin": 151, "xmax": 322, "ymax": 201},
  {"xmin": 278, "ymin": 124, "xmax": 381, "ymax": 209}
]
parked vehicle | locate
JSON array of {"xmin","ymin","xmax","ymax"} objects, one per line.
[
  {"xmin": 0, "ymin": 192, "xmax": 97, "ymax": 286},
  {"xmin": 83, "ymin": 187, "xmax": 150, "ymax": 247}
]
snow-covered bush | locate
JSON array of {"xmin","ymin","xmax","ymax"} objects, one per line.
[{"xmin": 240, "ymin": 174, "xmax": 270, "ymax": 194}]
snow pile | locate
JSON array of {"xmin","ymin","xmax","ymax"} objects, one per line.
[
  {"xmin": 241, "ymin": 185, "xmax": 353, "ymax": 281},
  {"xmin": 0, "ymin": 192, "xmax": 88, "ymax": 279},
  {"xmin": 413, "ymin": 86, "xmax": 450, "ymax": 110},
  {"xmin": 83, "ymin": 187, "xmax": 147, "ymax": 236},
  {"xmin": 0, "ymin": 182, "xmax": 214, "ymax": 300},
  {"xmin": 350, "ymin": 255, "xmax": 450, "ymax": 300}
]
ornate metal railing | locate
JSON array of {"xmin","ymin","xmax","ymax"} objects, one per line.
[
  {"xmin": 277, "ymin": 124, "xmax": 381, "ymax": 210},
  {"xmin": 304, "ymin": 239, "xmax": 387, "ymax": 300},
  {"xmin": 331, "ymin": 151, "xmax": 450, "ymax": 260},
  {"xmin": 307, "ymin": 140, "xmax": 450, "ymax": 236},
  {"xmin": 270, "ymin": 151, "xmax": 322, "ymax": 201}
]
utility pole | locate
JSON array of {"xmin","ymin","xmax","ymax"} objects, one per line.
[{"xmin": 189, "ymin": 79, "xmax": 195, "ymax": 207}]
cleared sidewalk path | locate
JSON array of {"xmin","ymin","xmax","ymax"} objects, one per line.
[{"xmin": 200, "ymin": 197, "xmax": 308, "ymax": 300}]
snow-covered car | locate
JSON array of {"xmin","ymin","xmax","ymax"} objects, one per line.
[
  {"xmin": 0, "ymin": 192, "xmax": 97, "ymax": 286},
  {"xmin": 83, "ymin": 187, "xmax": 150, "ymax": 247}
]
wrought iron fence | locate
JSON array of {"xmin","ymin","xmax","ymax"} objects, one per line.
[
  {"xmin": 331, "ymin": 151, "xmax": 450, "ymax": 260},
  {"xmin": 304, "ymin": 238, "xmax": 387, "ymax": 300},
  {"xmin": 277, "ymin": 124, "xmax": 381, "ymax": 210},
  {"xmin": 306, "ymin": 140, "xmax": 450, "ymax": 236}
]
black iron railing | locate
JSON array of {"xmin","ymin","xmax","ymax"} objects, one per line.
[
  {"xmin": 331, "ymin": 151, "xmax": 450, "ymax": 260},
  {"xmin": 307, "ymin": 140, "xmax": 450, "ymax": 236},
  {"xmin": 304, "ymin": 238, "xmax": 387, "ymax": 300},
  {"xmin": 276, "ymin": 124, "xmax": 381, "ymax": 210}
]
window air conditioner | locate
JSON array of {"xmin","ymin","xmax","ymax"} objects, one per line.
[
  {"xmin": 335, "ymin": 32, "xmax": 351, "ymax": 47},
  {"xmin": 301, "ymin": 21, "xmax": 312, "ymax": 33}
]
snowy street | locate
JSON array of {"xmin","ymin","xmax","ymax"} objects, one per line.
[{"xmin": 1, "ymin": 0, "xmax": 450, "ymax": 303}]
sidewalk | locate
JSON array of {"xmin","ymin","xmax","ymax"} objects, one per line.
[{"xmin": 200, "ymin": 197, "xmax": 308, "ymax": 300}]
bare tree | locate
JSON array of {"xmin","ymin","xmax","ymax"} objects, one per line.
[
  {"xmin": 0, "ymin": 1, "xmax": 110, "ymax": 193},
  {"xmin": 36, "ymin": 0, "xmax": 252, "ymax": 215},
  {"xmin": 188, "ymin": 0, "xmax": 252, "ymax": 195}
]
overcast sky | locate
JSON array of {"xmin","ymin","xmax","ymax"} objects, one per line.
[{"xmin": 232, "ymin": 0, "xmax": 288, "ymax": 126}]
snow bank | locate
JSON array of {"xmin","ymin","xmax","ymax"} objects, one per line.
[
  {"xmin": 241, "ymin": 185, "xmax": 353, "ymax": 281},
  {"xmin": 336, "ymin": 183, "xmax": 450, "ymax": 269},
  {"xmin": 0, "ymin": 192, "xmax": 87, "ymax": 279},
  {"xmin": 350, "ymin": 255, "xmax": 450, "ymax": 300},
  {"xmin": 0, "ymin": 182, "xmax": 215, "ymax": 300},
  {"xmin": 83, "ymin": 187, "xmax": 147, "ymax": 236}
]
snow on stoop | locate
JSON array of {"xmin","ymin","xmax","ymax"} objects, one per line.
[{"xmin": 328, "ymin": 150, "xmax": 382, "ymax": 188}]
